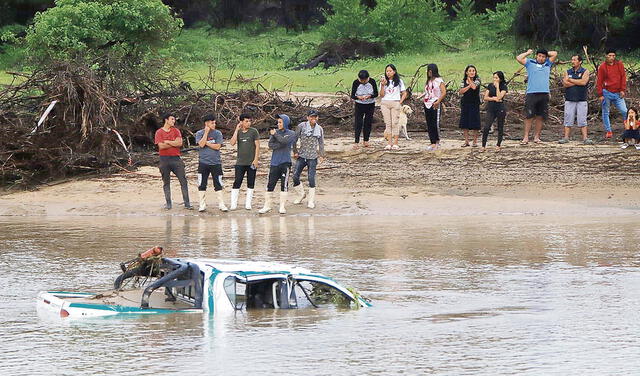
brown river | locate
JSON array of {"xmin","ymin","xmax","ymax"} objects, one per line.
[{"xmin": 1, "ymin": 214, "xmax": 640, "ymax": 375}]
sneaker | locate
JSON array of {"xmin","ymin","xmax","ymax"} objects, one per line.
[
  {"xmin": 583, "ymin": 139, "xmax": 594, "ymax": 145},
  {"xmin": 605, "ymin": 131, "xmax": 613, "ymax": 139},
  {"xmin": 635, "ymin": 144, "xmax": 640, "ymax": 150},
  {"xmin": 163, "ymin": 203, "xmax": 172, "ymax": 210},
  {"xmin": 384, "ymin": 144, "xmax": 392, "ymax": 150},
  {"xmin": 426, "ymin": 144, "xmax": 438, "ymax": 151},
  {"xmin": 184, "ymin": 204, "xmax": 194, "ymax": 210},
  {"xmin": 391, "ymin": 144, "xmax": 399, "ymax": 150},
  {"xmin": 558, "ymin": 138, "xmax": 569, "ymax": 144},
  {"xmin": 621, "ymin": 143, "xmax": 629, "ymax": 149}
]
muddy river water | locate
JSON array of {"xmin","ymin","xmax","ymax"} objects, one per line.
[{"xmin": 1, "ymin": 214, "xmax": 640, "ymax": 375}]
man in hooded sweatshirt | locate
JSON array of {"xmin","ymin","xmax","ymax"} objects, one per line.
[
  {"xmin": 597, "ymin": 49, "xmax": 628, "ymax": 139},
  {"xmin": 258, "ymin": 114, "xmax": 296, "ymax": 214},
  {"xmin": 292, "ymin": 110, "xmax": 325, "ymax": 209}
]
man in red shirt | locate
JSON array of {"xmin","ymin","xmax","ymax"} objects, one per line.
[
  {"xmin": 154, "ymin": 113, "xmax": 192, "ymax": 210},
  {"xmin": 596, "ymin": 49, "xmax": 628, "ymax": 139}
]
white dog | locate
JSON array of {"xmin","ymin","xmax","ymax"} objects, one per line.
[{"xmin": 398, "ymin": 104, "xmax": 413, "ymax": 140}]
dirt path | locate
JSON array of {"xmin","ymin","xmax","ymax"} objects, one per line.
[{"xmin": 2, "ymin": 135, "xmax": 639, "ymax": 218}]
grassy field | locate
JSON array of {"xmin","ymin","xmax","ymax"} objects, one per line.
[
  {"xmin": 175, "ymin": 26, "xmax": 526, "ymax": 92},
  {"xmin": 1, "ymin": 26, "xmax": 637, "ymax": 93}
]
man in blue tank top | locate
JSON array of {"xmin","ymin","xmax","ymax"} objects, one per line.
[{"xmin": 559, "ymin": 55, "xmax": 593, "ymax": 145}]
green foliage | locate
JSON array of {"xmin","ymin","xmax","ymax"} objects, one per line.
[
  {"xmin": 26, "ymin": 0, "xmax": 182, "ymax": 64},
  {"xmin": 572, "ymin": 0, "xmax": 613, "ymax": 14},
  {"xmin": 485, "ymin": 0, "xmax": 519, "ymax": 42},
  {"xmin": 321, "ymin": 0, "xmax": 375, "ymax": 42},
  {"xmin": 437, "ymin": 0, "xmax": 519, "ymax": 50},
  {"xmin": 321, "ymin": 0, "xmax": 447, "ymax": 52}
]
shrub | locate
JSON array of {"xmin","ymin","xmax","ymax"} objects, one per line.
[{"xmin": 321, "ymin": 0, "xmax": 447, "ymax": 52}]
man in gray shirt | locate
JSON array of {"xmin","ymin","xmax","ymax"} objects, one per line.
[
  {"xmin": 195, "ymin": 114, "xmax": 228, "ymax": 212},
  {"xmin": 292, "ymin": 110, "xmax": 325, "ymax": 209}
]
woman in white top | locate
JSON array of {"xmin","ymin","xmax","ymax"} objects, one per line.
[
  {"xmin": 421, "ymin": 64, "xmax": 447, "ymax": 151},
  {"xmin": 380, "ymin": 64, "xmax": 407, "ymax": 150}
]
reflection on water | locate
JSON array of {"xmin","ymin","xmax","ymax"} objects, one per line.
[{"xmin": 1, "ymin": 215, "xmax": 640, "ymax": 375}]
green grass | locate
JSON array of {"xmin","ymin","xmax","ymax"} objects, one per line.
[
  {"xmin": 2, "ymin": 25, "xmax": 640, "ymax": 92},
  {"xmin": 174, "ymin": 27, "xmax": 526, "ymax": 93}
]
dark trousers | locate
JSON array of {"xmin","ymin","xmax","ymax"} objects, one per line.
[
  {"xmin": 292, "ymin": 157, "xmax": 318, "ymax": 188},
  {"xmin": 482, "ymin": 108, "xmax": 506, "ymax": 147},
  {"xmin": 424, "ymin": 106, "xmax": 440, "ymax": 144},
  {"xmin": 197, "ymin": 163, "xmax": 223, "ymax": 191},
  {"xmin": 266, "ymin": 163, "xmax": 291, "ymax": 192},
  {"xmin": 232, "ymin": 165, "xmax": 256, "ymax": 189},
  {"xmin": 159, "ymin": 156, "xmax": 190, "ymax": 205},
  {"xmin": 354, "ymin": 103, "xmax": 375, "ymax": 143}
]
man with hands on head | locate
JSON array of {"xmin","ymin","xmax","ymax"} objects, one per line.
[{"xmin": 516, "ymin": 48, "xmax": 558, "ymax": 144}]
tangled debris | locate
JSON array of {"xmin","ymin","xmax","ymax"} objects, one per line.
[{"xmin": 1, "ymin": 58, "xmax": 639, "ymax": 188}]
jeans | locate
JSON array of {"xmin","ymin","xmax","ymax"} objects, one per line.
[
  {"xmin": 354, "ymin": 102, "xmax": 375, "ymax": 143},
  {"xmin": 232, "ymin": 165, "xmax": 256, "ymax": 189},
  {"xmin": 197, "ymin": 163, "xmax": 223, "ymax": 191},
  {"xmin": 602, "ymin": 89, "xmax": 628, "ymax": 132},
  {"xmin": 292, "ymin": 157, "xmax": 317, "ymax": 188},
  {"xmin": 159, "ymin": 156, "xmax": 190, "ymax": 206},
  {"xmin": 482, "ymin": 107, "xmax": 506, "ymax": 147}
]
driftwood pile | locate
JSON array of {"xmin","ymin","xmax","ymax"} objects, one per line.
[
  {"xmin": 2, "ymin": 58, "xmax": 640, "ymax": 187},
  {"xmin": 0, "ymin": 62, "xmax": 357, "ymax": 187}
]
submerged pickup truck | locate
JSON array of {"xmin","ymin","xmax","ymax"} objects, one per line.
[{"xmin": 37, "ymin": 250, "xmax": 370, "ymax": 318}]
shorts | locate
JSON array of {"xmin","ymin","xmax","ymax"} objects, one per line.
[
  {"xmin": 564, "ymin": 101, "xmax": 588, "ymax": 127},
  {"xmin": 524, "ymin": 93, "xmax": 549, "ymax": 120}
]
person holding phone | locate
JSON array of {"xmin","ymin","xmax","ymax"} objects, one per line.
[
  {"xmin": 229, "ymin": 113, "xmax": 260, "ymax": 210},
  {"xmin": 259, "ymin": 114, "xmax": 296, "ymax": 214},
  {"xmin": 195, "ymin": 113, "xmax": 228, "ymax": 212},
  {"xmin": 459, "ymin": 65, "xmax": 481, "ymax": 147}
]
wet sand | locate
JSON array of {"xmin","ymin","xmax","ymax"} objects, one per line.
[{"xmin": 2, "ymin": 135, "xmax": 639, "ymax": 218}]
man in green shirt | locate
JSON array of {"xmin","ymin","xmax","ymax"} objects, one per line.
[{"xmin": 229, "ymin": 113, "xmax": 260, "ymax": 210}]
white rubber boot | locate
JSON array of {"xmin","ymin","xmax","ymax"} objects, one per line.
[
  {"xmin": 279, "ymin": 192, "xmax": 288, "ymax": 214},
  {"xmin": 293, "ymin": 183, "xmax": 305, "ymax": 205},
  {"xmin": 230, "ymin": 189, "xmax": 239, "ymax": 210},
  {"xmin": 245, "ymin": 188, "xmax": 254, "ymax": 210},
  {"xmin": 216, "ymin": 190, "xmax": 228, "ymax": 212},
  {"xmin": 198, "ymin": 191, "xmax": 207, "ymax": 212},
  {"xmin": 307, "ymin": 187, "xmax": 316, "ymax": 209},
  {"xmin": 258, "ymin": 192, "xmax": 273, "ymax": 214}
]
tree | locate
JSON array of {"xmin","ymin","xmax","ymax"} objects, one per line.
[{"xmin": 25, "ymin": 0, "xmax": 183, "ymax": 93}]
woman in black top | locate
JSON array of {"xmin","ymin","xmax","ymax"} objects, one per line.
[
  {"xmin": 481, "ymin": 71, "xmax": 508, "ymax": 151},
  {"xmin": 459, "ymin": 65, "xmax": 481, "ymax": 147},
  {"xmin": 350, "ymin": 70, "xmax": 378, "ymax": 148}
]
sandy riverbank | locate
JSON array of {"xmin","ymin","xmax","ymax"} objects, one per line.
[{"xmin": 1, "ymin": 135, "xmax": 640, "ymax": 218}]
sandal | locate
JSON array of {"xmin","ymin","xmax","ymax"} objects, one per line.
[
  {"xmin": 461, "ymin": 143, "xmax": 470, "ymax": 147},
  {"xmin": 520, "ymin": 140, "xmax": 529, "ymax": 145}
]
